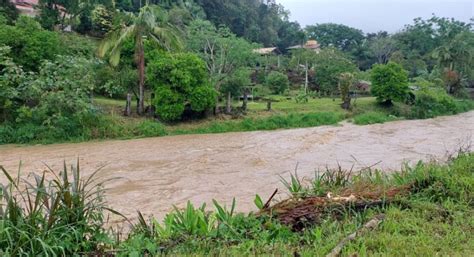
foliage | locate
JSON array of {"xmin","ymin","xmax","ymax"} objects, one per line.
[
  {"xmin": 119, "ymin": 153, "xmax": 474, "ymax": 256},
  {"xmin": 147, "ymin": 52, "xmax": 216, "ymax": 121},
  {"xmin": 0, "ymin": 47, "xmax": 103, "ymax": 143},
  {"xmin": 0, "ymin": 0, "xmax": 18, "ymax": 24},
  {"xmin": 91, "ymin": 4, "xmax": 114, "ymax": 35},
  {"xmin": 99, "ymin": 4, "xmax": 182, "ymax": 115},
  {"xmin": 187, "ymin": 19, "xmax": 257, "ymax": 94},
  {"xmin": 0, "ymin": 17, "xmax": 61, "ymax": 71},
  {"xmin": 338, "ymin": 72, "xmax": 355, "ymax": 109},
  {"xmin": 0, "ymin": 162, "xmax": 114, "ymax": 255},
  {"xmin": 265, "ymin": 71, "xmax": 289, "ymax": 94},
  {"xmin": 411, "ymin": 87, "xmax": 460, "ymax": 119},
  {"xmin": 370, "ymin": 62, "xmax": 410, "ymax": 104},
  {"xmin": 195, "ymin": 0, "xmax": 301, "ymax": 47},
  {"xmin": 305, "ymin": 23, "xmax": 364, "ymax": 52},
  {"xmin": 312, "ymin": 47, "xmax": 359, "ymax": 95},
  {"xmin": 222, "ymin": 68, "xmax": 252, "ymax": 100}
]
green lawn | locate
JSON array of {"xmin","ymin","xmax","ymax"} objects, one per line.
[{"xmin": 90, "ymin": 95, "xmax": 474, "ymax": 141}]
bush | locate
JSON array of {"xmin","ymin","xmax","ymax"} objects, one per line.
[
  {"xmin": 411, "ymin": 88, "xmax": 458, "ymax": 118},
  {"xmin": 265, "ymin": 71, "xmax": 289, "ymax": 94},
  {"xmin": 0, "ymin": 16, "xmax": 60, "ymax": 71},
  {"xmin": 371, "ymin": 62, "xmax": 410, "ymax": 104},
  {"xmin": 147, "ymin": 52, "xmax": 216, "ymax": 121}
]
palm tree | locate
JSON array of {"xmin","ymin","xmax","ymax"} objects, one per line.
[{"xmin": 98, "ymin": 5, "xmax": 181, "ymax": 115}]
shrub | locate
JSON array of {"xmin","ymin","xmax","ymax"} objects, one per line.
[
  {"xmin": 147, "ymin": 52, "xmax": 217, "ymax": 121},
  {"xmin": 371, "ymin": 62, "xmax": 410, "ymax": 104},
  {"xmin": 0, "ymin": 17, "xmax": 60, "ymax": 71},
  {"xmin": 265, "ymin": 71, "xmax": 289, "ymax": 94},
  {"xmin": 411, "ymin": 88, "xmax": 458, "ymax": 118}
]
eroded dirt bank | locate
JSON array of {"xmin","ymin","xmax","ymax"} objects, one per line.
[{"xmin": 1, "ymin": 112, "xmax": 473, "ymax": 222}]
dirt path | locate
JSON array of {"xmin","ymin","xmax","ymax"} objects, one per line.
[{"xmin": 1, "ymin": 112, "xmax": 473, "ymax": 222}]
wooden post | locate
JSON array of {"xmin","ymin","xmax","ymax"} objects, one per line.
[
  {"xmin": 226, "ymin": 92, "xmax": 232, "ymax": 114},
  {"xmin": 242, "ymin": 88, "xmax": 248, "ymax": 111},
  {"xmin": 267, "ymin": 100, "xmax": 272, "ymax": 111},
  {"xmin": 124, "ymin": 93, "xmax": 132, "ymax": 116}
]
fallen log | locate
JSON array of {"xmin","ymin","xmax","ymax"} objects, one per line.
[{"xmin": 326, "ymin": 214, "xmax": 385, "ymax": 257}]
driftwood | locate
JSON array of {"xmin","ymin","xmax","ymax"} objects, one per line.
[
  {"xmin": 260, "ymin": 185, "xmax": 409, "ymax": 231},
  {"xmin": 326, "ymin": 214, "xmax": 386, "ymax": 257}
]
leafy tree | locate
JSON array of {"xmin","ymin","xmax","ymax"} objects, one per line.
[
  {"xmin": 187, "ymin": 19, "xmax": 257, "ymax": 110},
  {"xmin": 265, "ymin": 71, "xmax": 289, "ymax": 94},
  {"xmin": 338, "ymin": 72, "xmax": 355, "ymax": 110},
  {"xmin": 195, "ymin": 0, "xmax": 300, "ymax": 46},
  {"xmin": 0, "ymin": 0, "xmax": 18, "ymax": 24},
  {"xmin": 289, "ymin": 48, "xmax": 319, "ymax": 93},
  {"xmin": 393, "ymin": 16, "xmax": 472, "ymax": 75},
  {"xmin": 0, "ymin": 17, "xmax": 61, "ymax": 71},
  {"xmin": 91, "ymin": 4, "xmax": 114, "ymax": 35},
  {"xmin": 312, "ymin": 47, "xmax": 359, "ymax": 95},
  {"xmin": 370, "ymin": 62, "xmax": 409, "ymax": 104},
  {"xmin": 370, "ymin": 36, "xmax": 397, "ymax": 64},
  {"xmin": 305, "ymin": 23, "xmax": 364, "ymax": 52},
  {"xmin": 222, "ymin": 68, "xmax": 252, "ymax": 113},
  {"xmin": 147, "ymin": 52, "xmax": 216, "ymax": 121},
  {"xmin": 99, "ymin": 5, "xmax": 181, "ymax": 115}
]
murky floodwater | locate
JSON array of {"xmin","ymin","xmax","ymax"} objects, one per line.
[{"xmin": 1, "ymin": 111, "xmax": 473, "ymax": 222}]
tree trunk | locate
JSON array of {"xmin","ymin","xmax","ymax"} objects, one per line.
[
  {"xmin": 124, "ymin": 93, "xmax": 132, "ymax": 116},
  {"xmin": 137, "ymin": 35, "xmax": 145, "ymax": 116},
  {"xmin": 305, "ymin": 61, "xmax": 309, "ymax": 94},
  {"xmin": 242, "ymin": 89, "xmax": 248, "ymax": 111},
  {"xmin": 226, "ymin": 91, "xmax": 232, "ymax": 114},
  {"xmin": 267, "ymin": 101, "xmax": 272, "ymax": 111}
]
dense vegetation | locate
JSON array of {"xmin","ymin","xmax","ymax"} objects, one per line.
[
  {"xmin": 2, "ymin": 152, "xmax": 473, "ymax": 255},
  {"xmin": 0, "ymin": 1, "xmax": 473, "ymax": 144}
]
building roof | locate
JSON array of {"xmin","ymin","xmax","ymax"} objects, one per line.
[
  {"xmin": 253, "ymin": 47, "xmax": 280, "ymax": 55},
  {"xmin": 288, "ymin": 40, "xmax": 321, "ymax": 51}
]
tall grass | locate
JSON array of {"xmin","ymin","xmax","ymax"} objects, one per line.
[{"xmin": 0, "ymin": 161, "xmax": 118, "ymax": 255}]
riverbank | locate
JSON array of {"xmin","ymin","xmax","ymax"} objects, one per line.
[
  {"xmin": 2, "ymin": 152, "xmax": 473, "ymax": 255},
  {"xmin": 1, "ymin": 96, "xmax": 473, "ymax": 145},
  {"xmin": 1, "ymin": 111, "xmax": 473, "ymax": 222}
]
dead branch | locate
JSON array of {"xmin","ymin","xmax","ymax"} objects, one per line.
[{"xmin": 326, "ymin": 214, "xmax": 385, "ymax": 257}]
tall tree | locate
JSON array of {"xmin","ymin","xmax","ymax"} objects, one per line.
[
  {"xmin": 98, "ymin": 5, "xmax": 181, "ymax": 115},
  {"xmin": 305, "ymin": 23, "xmax": 364, "ymax": 52},
  {"xmin": 187, "ymin": 19, "xmax": 257, "ymax": 111}
]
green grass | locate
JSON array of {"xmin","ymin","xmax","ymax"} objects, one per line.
[
  {"xmin": 119, "ymin": 153, "xmax": 474, "ymax": 256},
  {"xmin": 352, "ymin": 111, "xmax": 399, "ymax": 125},
  {"xmin": 1, "ymin": 152, "xmax": 473, "ymax": 256}
]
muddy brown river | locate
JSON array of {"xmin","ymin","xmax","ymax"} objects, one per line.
[{"xmin": 1, "ymin": 111, "xmax": 473, "ymax": 223}]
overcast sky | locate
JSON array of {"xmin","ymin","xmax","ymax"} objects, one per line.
[{"xmin": 277, "ymin": 0, "xmax": 473, "ymax": 33}]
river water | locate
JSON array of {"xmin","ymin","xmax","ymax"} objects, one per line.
[{"xmin": 1, "ymin": 111, "xmax": 473, "ymax": 222}]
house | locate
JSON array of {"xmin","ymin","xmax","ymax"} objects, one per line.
[
  {"xmin": 9, "ymin": 0, "xmax": 38, "ymax": 16},
  {"xmin": 287, "ymin": 40, "xmax": 321, "ymax": 52},
  {"xmin": 9, "ymin": 0, "xmax": 71, "ymax": 31},
  {"xmin": 253, "ymin": 47, "xmax": 280, "ymax": 55}
]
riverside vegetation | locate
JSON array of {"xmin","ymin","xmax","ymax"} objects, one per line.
[
  {"xmin": 1, "ymin": 1, "xmax": 474, "ymax": 144},
  {"xmin": 1, "ymin": 153, "xmax": 473, "ymax": 256}
]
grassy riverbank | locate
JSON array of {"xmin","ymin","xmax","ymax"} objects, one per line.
[
  {"xmin": 1, "ymin": 96, "xmax": 473, "ymax": 145},
  {"xmin": 1, "ymin": 153, "xmax": 473, "ymax": 256}
]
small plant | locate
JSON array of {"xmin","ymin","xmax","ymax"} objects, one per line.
[
  {"xmin": 279, "ymin": 168, "xmax": 304, "ymax": 197},
  {"xmin": 338, "ymin": 72, "xmax": 355, "ymax": 110}
]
